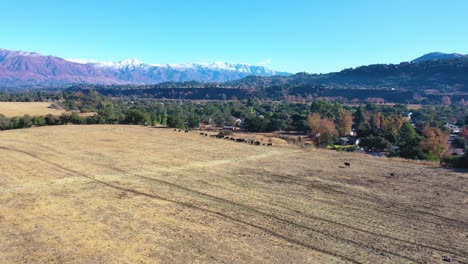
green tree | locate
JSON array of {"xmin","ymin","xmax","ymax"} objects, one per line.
[
  {"xmin": 354, "ymin": 106, "xmax": 366, "ymax": 130},
  {"xmin": 398, "ymin": 122, "xmax": 422, "ymax": 159},
  {"xmin": 359, "ymin": 135, "xmax": 391, "ymax": 152}
]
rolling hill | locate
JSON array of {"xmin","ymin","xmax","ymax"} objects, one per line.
[{"xmin": 412, "ymin": 52, "xmax": 466, "ymax": 63}]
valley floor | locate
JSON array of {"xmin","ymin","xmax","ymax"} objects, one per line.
[{"xmin": 0, "ymin": 125, "xmax": 467, "ymax": 263}]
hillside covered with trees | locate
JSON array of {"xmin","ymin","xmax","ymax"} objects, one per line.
[{"xmin": 52, "ymin": 57, "xmax": 468, "ymax": 105}]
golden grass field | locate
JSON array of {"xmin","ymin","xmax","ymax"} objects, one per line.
[
  {"xmin": 0, "ymin": 125, "xmax": 467, "ymax": 263},
  {"xmin": 0, "ymin": 102, "xmax": 66, "ymax": 117}
]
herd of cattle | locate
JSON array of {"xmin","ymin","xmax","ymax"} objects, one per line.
[
  {"xmin": 173, "ymin": 129, "xmax": 272, "ymax": 146},
  {"xmin": 171, "ymin": 129, "xmax": 354, "ymax": 167}
]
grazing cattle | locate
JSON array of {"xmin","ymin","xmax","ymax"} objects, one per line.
[
  {"xmin": 200, "ymin": 132, "xmax": 204, "ymax": 135},
  {"xmin": 185, "ymin": 130, "xmax": 189, "ymax": 133},
  {"xmin": 174, "ymin": 129, "xmax": 177, "ymax": 131},
  {"xmin": 254, "ymin": 141, "xmax": 261, "ymax": 146},
  {"xmin": 204, "ymin": 133, "xmax": 208, "ymax": 136},
  {"xmin": 442, "ymin": 256, "xmax": 452, "ymax": 262},
  {"xmin": 344, "ymin": 162, "xmax": 351, "ymax": 168},
  {"xmin": 178, "ymin": 129, "xmax": 182, "ymax": 132},
  {"xmin": 267, "ymin": 143, "xmax": 273, "ymax": 147},
  {"xmin": 236, "ymin": 138, "xmax": 245, "ymax": 143},
  {"xmin": 390, "ymin": 173, "xmax": 395, "ymax": 176},
  {"xmin": 231, "ymin": 138, "xmax": 236, "ymax": 141},
  {"xmin": 225, "ymin": 137, "xmax": 230, "ymax": 140}
]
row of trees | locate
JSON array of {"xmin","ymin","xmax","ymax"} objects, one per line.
[{"xmin": 1, "ymin": 89, "xmax": 467, "ymax": 164}]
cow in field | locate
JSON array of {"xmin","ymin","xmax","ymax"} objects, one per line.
[
  {"xmin": 344, "ymin": 162, "xmax": 351, "ymax": 168},
  {"xmin": 267, "ymin": 143, "xmax": 273, "ymax": 147},
  {"xmin": 254, "ymin": 141, "xmax": 261, "ymax": 146}
]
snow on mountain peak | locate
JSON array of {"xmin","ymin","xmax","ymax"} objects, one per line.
[
  {"xmin": 0, "ymin": 49, "xmax": 42, "ymax": 57},
  {"xmin": 65, "ymin": 58, "xmax": 276, "ymax": 74}
]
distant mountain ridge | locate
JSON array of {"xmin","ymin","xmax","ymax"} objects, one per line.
[
  {"xmin": 228, "ymin": 55, "xmax": 468, "ymax": 93},
  {"xmin": 0, "ymin": 48, "xmax": 291, "ymax": 87},
  {"xmin": 412, "ymin": 52, "xmax": 466, "ymax": 63},
  {"xmin": 87, "ymin": 53, "xmax": 468, "ymax": 105}
]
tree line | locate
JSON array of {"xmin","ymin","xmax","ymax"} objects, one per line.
[{"xmin": 1, "ymin": 88, "xmax": 467, "ymax": 167}]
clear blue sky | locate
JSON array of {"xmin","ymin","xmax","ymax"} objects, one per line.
[{"xmin": 1, "ymin": 0, "xmax": 468, "ymax": 73}]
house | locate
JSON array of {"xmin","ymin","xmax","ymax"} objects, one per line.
[
  {"xmin": 223, "ymin": 126, "xmax": 238, "ymax": 131},
  {"xmin": 450, "ymin": 148, "xmax": 465, "ymax": 156},
  {"xmin": 403, "ymin": 111, "xmax": 413, "ymax": 120},
  {"xmin": 444, "ymin": 123, "xmax": 460, "ymax": 134},
  {"xmin": 339, "ymin": 137, "xmax": 360, "ymax": 146},
  {"xmin": 339, "ymin": 137, "xmax": 350, "ymax": 145}
]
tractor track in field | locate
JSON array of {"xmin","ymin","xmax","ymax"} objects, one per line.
[
  {"xmin": 0, "ymin": 146, "xmax": 361, "ymax": 263},
  {"xmin": 2, "ymin": 145, "xmax": 467, "ymax": 263}
]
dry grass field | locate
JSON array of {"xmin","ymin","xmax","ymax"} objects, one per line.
[
  {"xmin": 0, "ymin": 125, "xmax": 467, "ymax": 263},
  {"xmin": 0, "ymin": 102, "xmax": 66, "ymax": 117}
]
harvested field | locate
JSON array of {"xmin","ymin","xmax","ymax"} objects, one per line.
[
  {"xmin": 0, "ymin": 125, "xmax": 467, "ymax": 263},
  {"xmin": 0, "ymin": 102, "xmax": 65, "ymax": 117}
]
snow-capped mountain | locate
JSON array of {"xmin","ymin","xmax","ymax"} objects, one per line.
[
  {"xmin": 71, "ymin": 59, "xmax": 285, "ymax": 75},
  {"xmin": 0, "ymin": 49, "xmax": 291, "ymax": 87}
]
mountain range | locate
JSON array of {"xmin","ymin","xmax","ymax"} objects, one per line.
[
  {"xmin": 87, "ymin": 52, "xmax": 468, "ymax": 104},
  {"xmin": 1, "ymin": 49, "xmax": 468, "ymax": 93},
  {"xmin": 0, "ymin": 49, "xmax": 290, "ymax": 87}
]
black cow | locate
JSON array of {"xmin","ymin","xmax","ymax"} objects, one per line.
[
  {"xmin": 344, "ymin": 162, "xmax": 351, "ymax": 168},
  {"xmin": 267, "ymin": 143, "xmax": 273, "ymax": 147}
]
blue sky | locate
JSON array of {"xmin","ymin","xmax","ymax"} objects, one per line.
[{"xmin": 1, "ymin": 0, "xmax": 468, "ymax": 73}]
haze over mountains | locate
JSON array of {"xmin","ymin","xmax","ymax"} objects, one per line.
[{"xmin": 0, "ymin": 49, "xmax": 290, "ymax": 87}]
